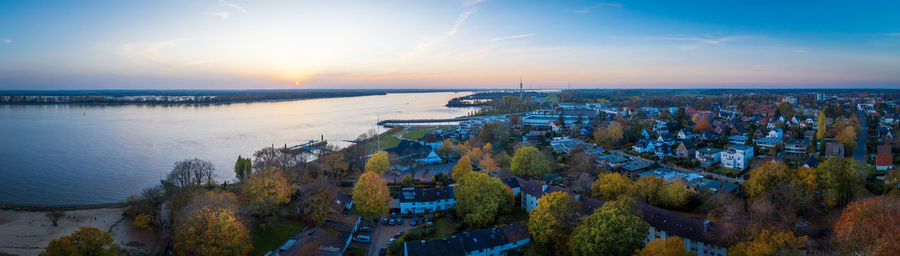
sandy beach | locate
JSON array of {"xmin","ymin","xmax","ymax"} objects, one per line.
[{"xmin": 0, "ymin": 208, "xmax": 158, "ymax": 256}]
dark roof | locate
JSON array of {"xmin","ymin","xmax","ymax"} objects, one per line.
[
  {"xmin": 580, "ymin": 197, "xmax": 606, "ymax": 215},
  {"xmin": 634, "ymin": 202, "xmax": 727, "ymax": 246},
  {"xmin": 405, "ymin": 223, "xmax": 529, "ymax": 256},
  {"xmin": 399, "ymin": 187, "xmax": 455, "ymax": 203},
  {"xmin": 384, "ymin": 139, "xmax": 431, "ymax": 158},
  {"xmin": 459, "ymin": 227, "xmax": 511, "ymax": 252},
  {"xmin": 405, "ymin": 237, "xmax": 466, "ymax": 256},
  {"xmin": 804, "ymin": 157, "xmax": 819, "ymax": 168},
  {"xmin": 520, "ymin": 179, "xmax": 545, "ymax": 198},
  {"xmin": 620, "ymin": 160, "xmax": 652, "ymax": 172},
  {"xmin": 501, "ymin": 177, "xmax": 520, "ymax": 189},
  {"xmin": 678, "ymin": 141, "xmax": 696, "ymax": 151}
]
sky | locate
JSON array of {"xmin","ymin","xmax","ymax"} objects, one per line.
[{"xmin": 1, "ymin": 0, "xmax": 899, "ymax": 90}]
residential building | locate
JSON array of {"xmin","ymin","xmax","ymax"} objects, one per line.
[
  {"xmin": 876, "ymin": 145, "xmax": 894, "ymax": 171},
  {"xmin": 404, "ymin": 223, "xmax": 530, "ymax": 256},
  {"xmin": 784, "ymin": 139, "xmax": 809, "ymax": 157},
  {"xmin": 825, "ymin": 142, "xmax": 844, "ymax": 158},
  {"xmin": 676, "ymin": 141, "xmax": 697, "ymax": 159},
  {"xmin": 722, "ymin": 144, "xmax": 754, "ymax": 170},
  {"xmin": 398, "ymin": 187, "xmax": 456, "ymax": 215},
  {"xmin": 633, "ymin": 139, "xmax": 655, "ymax": 153},
  {"xmin": 619, "ymin": 160, "xmax": 652, "ymax": 179},
  {"xmin": 280, "ymin": 216, "xmax": 360, "ymax": 256},
  {"xmin": 596, "ymin": 154, "xmax": 630, "ymax": 169},
  {"xmin": 636, "ymin": 203, "xmax": 729, "ymax": 256},
  {"xmin": 695, "ymin": 147, "xmax": 723, "ymax": 165},
  {"xmin": 728, "ymin": 135, "xmax": 747, "ymax": 145}
]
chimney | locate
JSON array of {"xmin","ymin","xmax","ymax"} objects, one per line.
[{"xmin": 703, "ymin": 220, "xmax": 711, "ymax": 233}]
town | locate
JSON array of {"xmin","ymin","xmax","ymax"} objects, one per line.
[{"xmin": 31, "ymin": 89, "xmax": 899, "ymax": 256}]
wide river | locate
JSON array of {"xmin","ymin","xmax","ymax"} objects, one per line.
[{"xmin": 0, "ymin": 92, "xmax": 476, "ymax": 206}]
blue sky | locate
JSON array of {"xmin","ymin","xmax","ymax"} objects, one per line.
[{"xmin": 0, "ymin": 0, "xmax": 898, "ymax": 89}]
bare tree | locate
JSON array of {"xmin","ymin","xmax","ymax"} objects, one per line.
[
  {"xmin": 46, "ymin": 209, "xmax": 65, "ymax": 227},
  {"xmin": 166, "ymin": 158, "xmax": 216, "ymax": 188}
]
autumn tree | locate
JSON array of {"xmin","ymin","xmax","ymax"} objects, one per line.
[
  {"xmin": 836, "ymin": 125, "xmax": 857, "ymax": 152},
  {"xmin": 454, "ymin": 172, "xmax": 514, "ymax": 228},
  {"xmin": 320, "ymin": 152, "xmax": 349, "ymax": 179},
  {"xmin": 166, "ymin": 158, "xmax": 216, "ymax": 188},
  {"xmin": 352, "ymin": 171, "xmax": 392, "ymax": 217},
  {"xmin": 528, "ymin": 192, "xmax": 582, "ymax": 254},
  {"xmin": 592, "ymin": 172, "xmax": 633, "ymax": 201},
  {"xmin": 567, "ymin": 151, "xmax": 594, "ymax": 175},
  {"xmin": 451, "ymin": 155, "xmax": 472, "ymax": 181},
  {"xmin": 833, "ymin": 195, "xmax": 900, "ymax": 256},
  {"xmin": 480, "ymin": 153, "xmax": 499, "ymax": 174},
  {"xmin": 298, "ymin": 180, "xmax": 337, "ymax": 226},
  {"xmin": 511, "ymin": 146, "xmax": 551, "ymax": 177},
  {"xmin": 468, "ymin": 147, "xmax": 483, "ymax": 165},
  {"xmin": 364, "ymin": 152, "xmax": 391, "ymax": 175},
  {"xmin": 594, "ymin": 122, "xmax": 624, "ymax": 147},
  {"xmin": 817, "ymin": 157, "xmax": 864, "ymax": 208},
  {"xmin": 816, "ymin": 111, "xmax": 827, "ymax": 140},
  {"xmin": 41, "ymin": 227, "xmax": 121, "ymax": 256},
  {"xmin": 174, "ymin": 191, "xmax": 252, "ymax": 256},
  {"xmin": 728, "ymin": 228, "xmax": 806, "ymax": 256},
  {"xmin": 693, "ymin": 117, "xmax": 712, "ymax": 132},
  {"xmin": 570, "ymin": 205, "xmax": 649, "ymax": 256},
  {"xmin": 234, "ymin": 155, "xmax": 252, "ymax": 180},
  {"xmin": 745, "ymin": 161, "xmax": 792, "ymax": 199},
  {"xmin": 439, "ymin": 138, "xmax": 454, "ymax": 157},
  {"xmin": 402, "ymin": 175, "xmax": 414, "ymax": 187},
  {"xmin": 241, "ymin": 168, "xmax": 293, "ymax": 216},
  {"xmin": 634, "ymin": 237, "xmax": 692, "ymax": 256}
]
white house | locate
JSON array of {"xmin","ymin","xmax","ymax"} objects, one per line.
[
  {"xmin": 398, "ymin": 187, "xmax": 456, "ymax": 215},
  {"xmin": 721, "ymin": 144, "xmax": 754, "ymax": 170}
]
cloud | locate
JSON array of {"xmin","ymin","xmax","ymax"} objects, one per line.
[
  {"xmin": 463, "ymin": 0, "xmax": 486, "ymax": 7},
  {"xmin": 886, "ymin": 33, "xmax": 900, "ymax": 37},
  {"xmin": 489, "ymin": 33, "xmax": 536, "ymax": 42},
  {"xmin": 1, "ymin": 39, "xmax": 10, "ymax": 44},
  {"xmin": 575, "ymin": 2, "xmax": 622, "ymax": 13},
  {"xmin": 223, "ymin": 3, "xmax": 246, "ymax": 12},
  {"xmin": 408, "ymin": 8, "xmax": 478, "ymax": 57},
  {"xmin": 448, "ymin": 9, "xmax": 477, "ymax": 37},
  {"xmin": 205, "ymin": 11, "xmax": 231, "ymax": 19},
  {"xmin": 654, "ymin": 35, "xmax": 761, "ymax": 44}
]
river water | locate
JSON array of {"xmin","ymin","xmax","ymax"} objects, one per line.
[{"xmin": 0, "ymin": 92, "xmax": 476, "ymax": 206}]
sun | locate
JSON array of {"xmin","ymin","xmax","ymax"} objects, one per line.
[{"xmin": 295, "ymin": 81, "xmax": 301, "ymax": 87}]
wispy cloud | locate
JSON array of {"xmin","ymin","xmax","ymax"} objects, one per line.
[
  {"xmin": 489, "ymin": 33, "xmax": 536, "ymax": 42},
  {"xmin": 1, "ymin": 39, "xmax": 10, "ymax": 44},
  {"xmin": 408, "ymin": 8, "xmax": 479, "ymax": 58},
  {"xmin": 448, "ymin": 9, "xmax": 477, "ymax": 37},
  {"xmin": 118, "ymin": 39, "xmax": 210, "ymax": 68},
  {"xmin": 205, "ymin": 11, "xmax": 231, "ymax": 19},
  {"xmin": 463, "ymin": 0, "xmax": 486, "ymax": 7},
  {"xmin": 575, "ymin": 2, "xmax": 622, "ymax": 13},
  {"xmin": 222, "ymin": 1, "xmax": 246, "ymax": 13},
  {"xmin": 653, "ymin": 35, "xmax": 762, "ymax": 44}
]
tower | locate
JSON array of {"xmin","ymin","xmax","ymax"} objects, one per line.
[{"xmin": 519, "ymin": 78, "xmax": 524, "ymax": 99}]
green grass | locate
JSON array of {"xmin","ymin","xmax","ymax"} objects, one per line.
[
  {"xmin": 401, "ymin": 127, "xmax": 447, "ymax": 141},
  {"xmin": 432, "ymin": 217, "xmax": 457, "ymax": 238},
  {"xmin": 346, "ymin": 247, "xmax": 367, "ymax": 256},
  {"xmin": 250, "ymin": 220, "xmax": 307, "ymax": 256},
  {"xmin": 709, "ymin": 167, "xmax": 744, "ymax": 177}
]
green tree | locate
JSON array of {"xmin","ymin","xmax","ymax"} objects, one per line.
[
  {"xmin": 451, "ymin": 155, "xmax": 472, "ymax": 181},
  {"xmin": 634, "ymin": 237, "xmax": 692, "ymax": 256},
  {"xmin": 817, "ymin": 157, "xmax": 865, "ymax": 208},
  {"xmin": 570, "ymin": 206, "xmax": 649, "ymax": 256},
  {"xmin": 41, "ymin": 227, "xmax": 121, "ymax": 256},
  {"xmin": 528, "ymin": 192, "xmax": 582, "ymax": 254},
  {"xmin": 511, "ymin": 146, "xmax": 551, "ymax": 177},
  {"xmin": 455, "ymin": 172, "xmax": 514, "ymax": 228},
  {"xmin": 591, "ymin": 172, "xmax": 633, "ymax": 201},
  {"xmin": 234, "ymin": 155, "xmax": 252, "ymax": 180},
  {"xmin": 402, "ymin": 174, "xmax": 414, "ymax": 187},
  {"xmin": 352, "ymin": 171, "xmax": 393, "ymax": 217},
  {"xmin": 364, "ymin": 152, "xmax": 391, "ymax": 175},
  {"xmin": 816, "ymin": 111, "xmax": 827, "ymax": 140}
]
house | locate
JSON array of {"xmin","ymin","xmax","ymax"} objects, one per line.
[
  {"xmin": 385, "ymin": 140, "xmax": 442, "ymax": 169},
  {"xmin": 767, "ymin": 128, "xmax": 784, "ymax": 139},
  {"xmin": 404, "ymin": 223, "xmax": 530, "ymax": 256},
  {"xmin": 398, "ymin": 187, "xmax": 456, "ymax": 215},
  {"xmin": 825, "ymin": 142, "xmax": 844, "ymax": 158},
  {"xmin": 784, "ymin": 139, "xmax": 809, "ymax": 157},
  {"xmin": 755, "ymin": 137, "xmax": 781, "ymax": 153},
  {"xmin": 642, "ymin": 129, "xmax": 651, "ymax": 139},
  {"xmin": 633, "ymin": 139, "xmax": 656, "ymax": 153},
  {"xmin": 422, "ymin": 132, "xmax": 444, "ymax": 150},
  {"xmin": 657, "ymin": 133, "xmax": 675, "ymax": 146},
  {"xmin": 596, "ymin": 154, "xmax": 630, "ymax": 169},
  {"xmin": 520, "ymin": 179, "xmax": 571, "ymax": 213},
  {"xmin": 802, "ymin": 157, "xmax": 819, "ymax": 168},
  {"xmin": 676, "ymin": 141, "xmax": 697, "ymax": 159},
  {"xmin": 876, "ymin": 145, "xmax": 894, "ymax": 171},
  {"xmin": 677, "ymin": 128, "xmax": 694, "ymax": 140},
  {"xmin": 728, "ymin": 135, "xmax": 748, "ymax": 145},
  {"xmin": 695, "ymin": 148, "xmax": 723, "ymax": 166},
  {"xmin": 619, "ymin": 160, "xmax": 652, "ymax": 179},
  {"xmin": 655, "ymin": 144, "xmax": 673, "ymax": 158},
  {"xmin": 280, "ymin": 216, "xmax": 360, "ymax": 256},
  {"xmin": 501, "ymin": 177, "xmax": 521, "ymax": 197},
  {"xmin": 722, "ymin": 144, "xmax": 754, "ymax": 170}
]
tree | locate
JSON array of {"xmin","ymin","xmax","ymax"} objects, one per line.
[
  {"xmin": 594, "ymin": 122, "xmax": 624, "ymax": 147},
  {"xmin": 567, "ymin": 151, "xmax": 594, "ymax": 175},
  {"xmin": 320, "ymin": 152, "xmax": 349, "ymax": 179},
  {"xmin": 632, "ymin": 176, "xmax": 665, "ymax": 206},
  {"xmin": 241, "ymin": 168, "xmax": 293, "ymax": 216},
  {"xmin": 693, "ymin": 117, "xmax": 712, "ymax": 132},
  {"xmin": 570, "ymin": 206, "xmax": 649, "ymax": 256},
  {"xmin": 833, "ymin": 195, "xmax": 900, "ymax": 256},
  {"xmin": 45, "ymin": 209, "xmax": 65, "ymax": 227},
  {"xmin": 817, "ymin": 157, "xmax": 864, "ymax": 208},
  {"xmin": 174, "ymin": 205, "xmax": 252, "ymax": 256},
  {"xmin": 468, "ymin": 147, "xmax": 483, "ymax": 165},
  {"xmin": 480, "ymin": 153, "xmax": 499, "ymax": 174},
  {"xmin": 234, "ymin": 155, "xmax": 252, "ymax": 180},
  {"xmin": 41, "ymin": 227, "xmax": 121, "ymax": 256},
  {"xmin": 511, "ymin": 146, "xmax": 551, "ymax": 177},
  {"xmin": 439, "ymin": 138, "xmax": 454, "ymax": 157},
  {"xmin": 134, "ymin": 213, "xmax": 153, "ymax": 231},
  {"xmin": 661, "ymin": 180, "xmax": 690, "ymax": 209},
  {"xmin": 402, "ymin": 174, "xmax": 414, "ymax": 187},
  {"xmin": 816, "ymin": 111, "xmax": 827, "ymax": 140},
  {"xmin": 592, "ymin": 172, "xmax": 633, "ymax": 201},
  {"xmin": 298, "ymin": 180, "xmax": 337, "ymax": 226},
  {"xmin": 451, "ymin": 155, "xmax": 472, "ymax": 181},
  {"xmin": 634, "ymin": 237, "xmax": 692, "ymax": 256},
  {"xmin": 528, "ymin": 192, "xmax": 582, "ymax": 254},
  {"xmin": 728, "ymin": 228, "xmax": 806, "ymax": 256},
  {"xmin": 167, "ymin": 158, "xmax": 216, "ymax": 188},
  {"xmin": 352, "ymin": 171, "xmax": 392, "ymax": 217},
  {"xmin": 836, "ymin": 125, "xmax": 858, "ymax": 152},
  {"xmin": 364, "ymin": 152, "xmax": 391, "ymax": 175},
  {"xmin": 745, "ymin": 161, "xmax": 791, "ymax": 199},
  {"xmin": 454, "ymin": 172, "xmax": 514, "ymax": 228}
]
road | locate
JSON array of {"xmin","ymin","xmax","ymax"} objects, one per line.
[
  {"xmin": 853, "ymin": 110, "xmax": 867, "ymax": 162},
  {"xmin": 610, "ymin": 149, "xmax": 742, "ymax": 183},
  {"xmin": 360, "ymin": 217, "xmax": 416, "ymax": 256}
]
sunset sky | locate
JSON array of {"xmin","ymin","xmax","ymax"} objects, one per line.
[{"xmin": 1, "ymin": 0, "xmax": 899, "ymax": 89}]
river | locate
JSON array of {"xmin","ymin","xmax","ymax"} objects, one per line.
[{"xmin": 0, "ymin": 92, "xmax": 476, "ymax": 206}]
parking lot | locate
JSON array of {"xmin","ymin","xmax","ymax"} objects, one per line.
[{"xmin": 350, "ymin": 216, "xmax": 416, "ymax": 256}]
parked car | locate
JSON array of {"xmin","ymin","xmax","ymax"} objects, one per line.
[
  {"xmin": 359, "ymin": 226, "xmax": 371, "ymax": 233},
  {"xmin": 379, "ymin": 248, "xmax": 386, "ymax": 256},
  {"xmin": 387, "ymin": 238, "xmax": 396, "ymax": 246},
  {"xmin": 410, "ymin": 218, "xmax": 417, "ymax": 226},
  {"xmin": 390, "ymin": 212, "xmax": 397, "ymax": 218},
  {"xmin": 382, "ymin": 218, "xmax": 388, "ymax": 225},
  {"xmin": 394, "ymin": 232, "xmax": 404, "ymax": 239},
  {"xmin": 397, "ymin": 218, "xmax": 403, "ymax": 225},
  {"xmin": 389, "ymin": 219, "xmax": 395, "ymax": 226},
  {"xmin": 353, "ymin": 235, "xmax": 371, "ymax": 243}
]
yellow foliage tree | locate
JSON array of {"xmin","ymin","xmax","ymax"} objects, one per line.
[
  {"xmin": 728, "ymin": 228, "xmax": 806, "ymax": 256},
  {"xmin": 134, "ymin": 213, "xmax": 153, "ymax": 231},
  {"xmin": 745, "ymin": 161, "xmax": 791, "ymax": 199},
  {"xmin": 480, "ymin": 153, "xmax": 499, "ymax": 174},
  {"xmin": 528, "ymin": 192, "xmax": 581, "ymax": 254},
  {"xmin": 41, "ymin": 227, "xmax": 122, "ymax": 256},
  {"xmin": 594, "ymin": 122, "xmax": 624, "ymax": 146},
  {"xmin": 592, "ymin": 172, "xmax": 633, "ymax": 201},
  {"xmin": 241, "ymin": 168, "xmax": 293, "ymax": 216},
  {"xmin": 353, "ymin": 171, "xmax": 392, "ymax": 217},
  {"xmin": 634, "ymin": 237, "xmax": 692, "ymax": 256},
  {"xmin": 364, "ymin": 152, "xmax": 391, "ymax": 175},
  {"xmin": 452, "ymin": 155, "xmax": 473, "ymax": 181},
  {"xmin": 174, "ymin": 206, "xmax": 252, "ymax": 256}
]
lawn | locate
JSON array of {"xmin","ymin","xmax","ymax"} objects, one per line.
[
  {"xmin": 709, "ymin": 167, "xmax": 745, "ymax": 177},
  {"xmin": 401, "ymin": 127, "xmax": 446, "ymax": 141},
  {"xmin": 432, "ymin": 217, "xmax": 457, "ymax": 238},
  {"xmin": 250, "ymin": 219, "xmax": 307, "ymax": 256},
  {"xmin": 365, "ymin": 127, "xmax": 403, "ymax": 150},
  {"xmin": 345, "ymin": 246, "xmax": 367, "ymax": 256}
]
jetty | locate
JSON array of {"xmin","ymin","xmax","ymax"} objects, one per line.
[{"xmin": 377, "ymin": 117, "xmax": 473, "ymax": 127}]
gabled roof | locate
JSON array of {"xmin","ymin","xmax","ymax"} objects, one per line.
[
  {"xmin": 501, "ymin": 177, "xmax": 520, "ymax": 189},
  {"xmin": 876, "ymin": 155, "xmax": 893, "ymax": 167},
  {"xmin": 635, "ymin": 202, "xmax": 728, "ymax": 246}
]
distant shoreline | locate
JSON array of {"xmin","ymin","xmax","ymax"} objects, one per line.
[{"xmin": 0, "ymin": 202, "xmax": 124, "ymax": 212}]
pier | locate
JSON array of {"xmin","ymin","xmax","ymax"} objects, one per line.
[{"xmin": 376, "ymin": 117, "xmax": 473, "ymax": 127}]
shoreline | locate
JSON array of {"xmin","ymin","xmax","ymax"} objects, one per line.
[{"xmin": 0, "ymin": 203, "xmax": 125, "ymax": 212}]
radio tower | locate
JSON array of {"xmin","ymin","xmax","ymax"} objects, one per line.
[{"xmin": 519, "ymin": 77, "xmax": 524, "ymax": 99}]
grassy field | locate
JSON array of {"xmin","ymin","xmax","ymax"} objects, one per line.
[
  {"xmin": 432, "ymin": 217, "xmax": 458, "ymax": 238},
  {"xmin": 365, "ymin": 127, "xmax": 403, "ymax": 150},
  {"xmin": 250, "ymin": 220, "xmax": 307, "ymax": 256},
  {"xmin": 401, "ymin": 127, "xmax": 446, "ymax": 141}
]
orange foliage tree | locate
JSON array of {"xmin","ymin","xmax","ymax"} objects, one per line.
[{"xmin": 833, "ymin": 195, "xmax": 900, "ymax": 256}]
